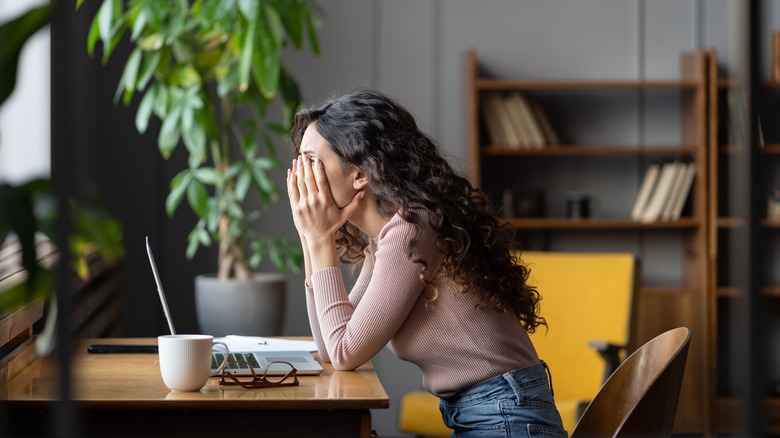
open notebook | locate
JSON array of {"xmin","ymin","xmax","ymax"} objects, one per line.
[{"xmin": 146, "ymin": 236, "xmax": 323, "ymax": 376}]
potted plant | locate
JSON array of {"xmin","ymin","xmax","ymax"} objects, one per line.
[{"xmin": 77, "ymin": 0, "xmax": 320, "ymax": 335}]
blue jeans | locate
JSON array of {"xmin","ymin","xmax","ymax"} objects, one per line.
[{"xmin": 439, "ymin": 361, "xmax": 567, "ymax": 438}]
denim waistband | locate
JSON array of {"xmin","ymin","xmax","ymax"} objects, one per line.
[{"xmin": 446, "ymin": 361, "xmax": 554, "ymax": 403}]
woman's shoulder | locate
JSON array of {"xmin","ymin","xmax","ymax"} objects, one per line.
[
  {"xmin": 379, "ymin": 206, "xmax": 435, "ymax": 232},
  {"xmin": 375, "ymin": 207, "xmax": 439, "ymax": 249}
]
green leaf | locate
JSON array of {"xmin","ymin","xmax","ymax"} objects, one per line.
[
  {"xmin": 117, "ymin": 47, "xmax": 143, "ymax": 104},
  {"xmin": 137, "ymin": 49, "xmax": 162, "ymax": 91},
  {"xmin": 135, "ymin": 85, "xmax": 156, "ymax": 134},
  {"xmin": 235, "ymin": 169, "xmax": 252, "ymax": 200},
  {"xmin": 152, "ymin": 82, "xmax": 169, "ymax": 118},
  {"xmin": 102, "ymin": 17, "xmax": 128, "ymax": 63},
  {"xmin": 251, "ymin": 167, "xmax": 276, "ymax": 202},
  {"xmin": 264, "ymin": 5, "xmax": 284, "ymax": 47},
  {"xmin": 182, "ymin": 124, "xmax": 207, "ymax": 163},
  {"xmin": 278, "ymin": 65, "xmax": 302, "ymax": 125},
  {"xmin": 97, "ymin": 0, "xmax": 115, "ymax": 50},
  {"xmin": 252, "ymin": 12, "xmax": 280, "ymax": 99},
  {"xmin": 304, "ymin": 7, "xmax": 321, "ymax": 57},
  {"xmin": 181, "ymin": 104, "xmax": 194, "ymax": 131},
  {"xmin": 87, "ymin": 13, "xmax": 101, "ymax": 56},
  {"xmin": 187, "ymin": 179, "xmax": 209, "ymax": 218},
  {"xmin": 225, "ymin": 163, "xmax": 243, "ymax": 180},
  {"xmin": 217, "ymin": 65, "xmax": 240, "ymax": 97},
  {"xmin": 186, "ymin": 223, "xmax": 210, "ymax": 259},
  {"xmin": 281, "ymin": 1, "xmax": 303, "ymax": 49},
  {"xmin": 226, "ymin": 197, "xmax": 244, "ymax": 219},
  {"xmin": 255, "ymin": 157, "xmax": 282, "ymax": 169},
  {"xmin": 237, "ymin": 0, "xmax": 259, "ymax": 19},
  {"xmin": 261, "ymin": 130, "xmax": 278, "ymax": 160},
  {"xmin": 166, "ymin": 171, "xmax": 191, "ymax": 216},
  {"xmin": 238, "ymin": 17, "xmax": 256, "ymax": 92},
  {"xmin": 194, "ymin": 167, "xmax": 221, "ymax": 185},
  {"xmin": 200, "ymin": 0, "xmax": 237, "ymax": 24},
  {"xmin": 130, "ymin": 6, "xmax": 148, "ymax": 41},
  {"xmin": 206, "ymin": 198, "xmax": 221, "ymax": 231},
  {"xmin": 186, "ymin": 233, "xmax": 200, "ymax": 259},
  {"xmin": 158, "ymin": 103, "xmax": 183, "ymax": 157},
  {"xmin": 139, "ymin": 33, "xmax": 164, "ymax": 50},
  {"xmin": 197, "ymin": 227, "xmax": 211, "ymax": 246},
  {"xmin": 269, "ymin": 244, "xmax": 283, "ymax": 271}
]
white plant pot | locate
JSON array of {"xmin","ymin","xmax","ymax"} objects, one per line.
[{"xmin": 194, "ymin": 273, "xmax": 286, "ymax": 337}]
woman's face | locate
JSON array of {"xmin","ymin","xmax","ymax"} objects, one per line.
[{"xmin": 298, "ymin": 122, "xmax": 362, "ymax": 209}]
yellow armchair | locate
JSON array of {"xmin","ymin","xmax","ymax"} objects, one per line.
[
  {"xmin": 523, "ymin": 251, "xmax": 639, "ymax": 433},
  {"xmin": 397, "ymin": 251, "xmax": 639, "ymax": 437}
]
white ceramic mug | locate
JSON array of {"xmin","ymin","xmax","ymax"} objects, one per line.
[{"xmin": 158, "ymin": 334, "xmax": 229, "ymax": 392}]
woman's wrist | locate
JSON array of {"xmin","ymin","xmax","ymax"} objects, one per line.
[{"xmin": 306, "ymin": 235, "xmax": 339, "ymax": 273}]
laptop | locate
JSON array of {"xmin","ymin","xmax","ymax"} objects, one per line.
[{"xmin": 145, "ymin": 236, "xmax": 323, "ymax": 376}]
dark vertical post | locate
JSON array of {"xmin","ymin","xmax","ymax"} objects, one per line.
[
  {"xmin": 47, "ymin": 2, "xmax": 76, "ymax": 437},
  {"xmin": 746, "ymin": 0, "xmax": 768, "ymax": 435}
]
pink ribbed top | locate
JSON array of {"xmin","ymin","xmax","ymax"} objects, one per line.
[{"xmin": 305, "ymin": 211, "xmax": 539, "ymax": 397}]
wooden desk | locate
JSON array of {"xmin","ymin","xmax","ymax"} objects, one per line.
[{"xmin": 0, "ymin": 338, "xmax": 389, "ymax": 437}]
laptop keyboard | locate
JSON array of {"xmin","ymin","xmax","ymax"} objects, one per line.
[{"xmin": 212, "ymin": 352, "xmax": 262, "ymax": 370}]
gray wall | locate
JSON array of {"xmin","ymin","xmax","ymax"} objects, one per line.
[{"xmin": 56, "ymin": 1, "xmax": 779, "ymax": 437}]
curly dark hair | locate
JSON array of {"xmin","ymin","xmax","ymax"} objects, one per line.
[{"xmin": 290, "ymin": 89, "xmax": 545, "ymax": 333}]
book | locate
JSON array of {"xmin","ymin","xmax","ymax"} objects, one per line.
[
  {"xmin": 660, "ymin": 161, "xmax": 687, "ymax": 221},
  {"xmin": 528, "ymin": 97, "xmax": 559, "ymax": 145},
  {"xmin": 507, "ymin": 92, "xmax": 546, "ymax": 148},
  {"xmin": 491, "ymin": 93, "xmax": 521, "ymax": 147},
  {"xmin": 630, "ymin": 162, "xmax": 661, "ymax": 221},
  {"xmin": 502, "ymin": 93, "xmax": 533, "ymax": 147},
  {"xmin": 480, "ymin": 93, "xmax": 508, "ymax": 146},
  {"xmin": 639, "ymin": 161, "xmax": 682, "ymax": 223},
  {"xmin": 666, "ymin": 162, "xmax": 696, "ymax": 221}
]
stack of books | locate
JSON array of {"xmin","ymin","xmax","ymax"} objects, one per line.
[
  {"xmin": 480, "ymin": 92, "xmax": 559, "ymax": 148},
  {"xmin": 630, "ymin": 160, "xmax": 696, "ymax": 223}
]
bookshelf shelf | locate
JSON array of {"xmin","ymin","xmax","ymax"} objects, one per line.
[
  {"xmin": 641, "ymin": 286, "xmax": 700, "ymax": 295},
  {"xmin": 507, "ymin": 217, "xmax": 699, "ymax": 229},
  {"xmin": 468, "ymin": 49, "xmax": 709, "ymax": 433},
  {"xmin": 764, "ymin": 287, "xmax": 780, "ymax": 297},
  {"xmin": 762, "ymin": 219, "xmax": 780, "ymax": 228},
  {"xmin": 717, "ymin": 217, "xmax": 745, "ymax": 228},
  {"xmin": 475, "ymin": 78, "xmax": 699, "ymax": 90},
  {"xmin": 715, "ymin": 287, "xmax": 780, "ymax": 298},
  {"xmin": 717, "ymin": 287, "xmax": 744, "ymax": 297},
  {"xmin": 482, "ymin": 145, "xmax": 698, "ymax": 156},
  {"xmin": 715, "ymin": 397, "xmax": 780, "ymax": 434}
]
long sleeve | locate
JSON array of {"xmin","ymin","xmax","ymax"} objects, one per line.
[
  {"xmin": 305, "ymin": 286, "xmax": 329, "ymax": 362},
  {"xmin": 309, "ymin": 210, "xmax": 539, "ymax": 396},
  {"xmin": 310, "ymin": 215, "xmax": 432, "ymax": 370}
]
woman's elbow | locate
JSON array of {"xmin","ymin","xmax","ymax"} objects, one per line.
[{"xmin": 329, "ymin": 356, "xmax": 362, "ymax": 371}]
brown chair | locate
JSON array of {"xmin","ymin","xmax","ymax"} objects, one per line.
[{"xmin": 571, "ymin": 327, "xmax": 691, "ymax": 438}]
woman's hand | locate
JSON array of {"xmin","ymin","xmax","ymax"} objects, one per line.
[{"xmin": 287, "ymin": 155, "xmax": 364, "ymax": 245}]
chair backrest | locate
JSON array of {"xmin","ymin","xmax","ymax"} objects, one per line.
[
  {"xmin": 571, "ymin": 327, "xmax": 691, "ymax": 438},
  {"xmin": 521, "ymin": 251, "xmax": 639, "ymax": 402}
]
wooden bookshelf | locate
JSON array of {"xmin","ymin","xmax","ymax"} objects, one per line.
[
  {"xmin": 467, "ymin": 49, "xmax": 710, "ymax": 434},
  {"xmin": 707, "ymin": 49, "xmax": 780, "ymax": 436}
]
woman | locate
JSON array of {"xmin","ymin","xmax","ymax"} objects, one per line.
[{"xmin": 286, "ymin": 89, "xmax": 566, "ymax": 437}]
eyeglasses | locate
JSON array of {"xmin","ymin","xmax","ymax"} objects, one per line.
[{"xmin": 219, "ymin": 360, "xmax": 299, "ymax": 389}]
